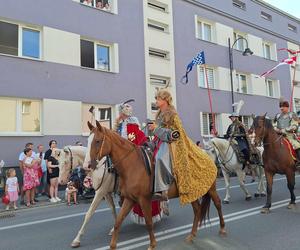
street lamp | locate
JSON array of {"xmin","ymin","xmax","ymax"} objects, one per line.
[{"xmin": 228, "ymin": 37, "xmax": 253, "ymax": 112}]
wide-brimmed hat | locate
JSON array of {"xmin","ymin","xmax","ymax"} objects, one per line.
[{"xmin": 229, "ymin": 112, "xmax": 239, "ymax": 118}]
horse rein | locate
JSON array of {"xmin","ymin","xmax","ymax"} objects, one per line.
[
  {"xmin": 255, "ymin": 118, "xmax": 283, "ymax": 146},
  {"xmin": 211, "ymin": 141, "xmax": 235, "ymax": 172}
]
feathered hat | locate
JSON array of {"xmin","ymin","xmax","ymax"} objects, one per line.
[
  {"xmin": 118, "ymin": 99, "xmax": 135, "ymax": 116},
  {"xmin": 229, "ymin": 100, "xmax": 244, "ymax": 118}
]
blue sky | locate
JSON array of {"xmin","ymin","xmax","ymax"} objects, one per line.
[{"xmin": 263, "ymin": 0, "xmax": 300, "ymax": 18}]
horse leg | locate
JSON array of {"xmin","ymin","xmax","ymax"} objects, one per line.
[
  {"xmin": 110, "ymin": 198, "xmax": 134, "ymax": 250},
  {"xmin": 105, "ymin": 193, "xmax": 117, "ymax": 235},
  {"xmin": 261, "ymin": 170, "xmax": 274, "ymax": 214},
  {"xmin": 71, "ymin": 189, "xmax": 106, "ymax": 248},
  {"xmin": 185, "ymin": 200, "xmax": 201, "ymax": 243},
  {"xmin": 222, "ymin": 168, "xmax": 230, "ymax": 204},
  {"xmin": 236, "ymin": 168, "xmax": 251, "ymax": 201},
  {"xmin": 257, "ymin": 166, "xmax": 266, "ymax": 197},
  {"xmin": 139, "ymin": 198, "xmax": 157, "ymax": 250},
  {"xmin": 208, "ymin": 181, "xmax": 226, "ymax": 236},
  {"xmin": 286, "ymin": 170, "xmax": 296, "ymax": 209}
]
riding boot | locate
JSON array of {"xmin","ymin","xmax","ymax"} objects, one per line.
[{"xmin": 295, "ymin": 149, "xmax": 300, "ymax": 171}]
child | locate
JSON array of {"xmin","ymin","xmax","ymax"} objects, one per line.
[
  {"xmin": 66, "ymin": 181, "xmax": 78, "ymax": 206},
  {"xmin": 5, "ymin": 169, "xmax": 19, "ymax": 210}
]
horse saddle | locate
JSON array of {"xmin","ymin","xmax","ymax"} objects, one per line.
[
  {"xmin": 282, "ymin": 138, "xmax": 297, "ymax": 161},
  {"xmin": 230, "ymin": 140, "xmax": 246, "ymax": 164}
]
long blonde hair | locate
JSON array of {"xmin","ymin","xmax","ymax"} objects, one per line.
[{"xmin": 155, "ymin": 89, "xmax": 176, "ymax": 120}]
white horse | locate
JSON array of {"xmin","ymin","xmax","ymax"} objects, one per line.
[
  {"xmin": 204, "ymin": 137, "xmax": 266, "ymax": 204},
  {"xmin": 55, "ymin": 146, "xmax": 117, "ymax": 248}
]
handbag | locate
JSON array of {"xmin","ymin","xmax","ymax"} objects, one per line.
[{"xmin": 2, "ymin": 194, "xmax": 10, "ymax": 205}]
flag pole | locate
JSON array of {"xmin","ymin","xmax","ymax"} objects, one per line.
[
  {"xmin": 203, "ymin": 64, "xmax": 216, "ymax": 135},
  {"xmin": 290, "ymin": 56, "xmax": 298, "ymax": 112}
]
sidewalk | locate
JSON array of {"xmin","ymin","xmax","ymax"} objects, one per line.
[{"xmin": 0, "ymin": 190, "xmax": 67, "ymax": 213}]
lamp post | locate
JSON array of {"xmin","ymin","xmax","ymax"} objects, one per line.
[{"xmin": 228, "ymin": 37, "xmax": 253, "ymax": 112}]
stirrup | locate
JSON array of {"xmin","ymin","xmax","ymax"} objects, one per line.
[{"xmin": 152, "ymin": 192, "xmax": 168, "ymax": 201}]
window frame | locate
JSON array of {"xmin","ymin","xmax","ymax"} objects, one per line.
[
  {"xmin": 235, "ymin": 73, "xmax": 249, "ymax": 94},
  {"xmin": 0, "ymin": 20, "xmax": 42, "ymax": 60},
  {"xmin": 147, "ymin": 19, "xmax": 169, "ymax": 33},
  {"xmin": 149, "ymin": 48, "xmax": 169, "ymax": 60},
  {"xmin": 240, "ymin": 115, "xmax": 252, "ymax": 129},
  {"xmin": 198, "ymin": 65, "xmax": 216, "ymax": 89},
  {"xmin": 288, "ymin": 24, "xmax": 297, "ymax": 33},
  {"xmin": 147, "ymin": 0, "xmax": 168, "ymax": 12},
  {"xmin": 262, "ymin": 42, "xmax": 271, "ymax": 60},
  {"xmin": 197, "ymin": 20, "xmax": 213, "ymax": 42},
  {"xmin": 200, "ymin": 112, "xmax": 219, "ymax": 137},
  {"xmin": 80, "ymin": 38, "xmax": 113, "ymax": 72},
  {"xmin": 79, "ymin": 0, "xmax": 116, "ymax": 14},
  {"xmin": 150, "ymin": 75, "xmax": 170, "ymax": 86},
  {"xmin": 0, "ymin": 97, "xmax": 42, "ymax": 136},
  {"xmin": 265, "ymin": 79, "xmax": 279, "ymax": 98},
  {"xmin": 260, "ymin": 11, "xmax": 272, "ymax": 21},
  {"xmin": 232, "ymin": 0, "xmax": 246, "ymax": 10},
  {"xmin": 82, "ymin": 103, "xmax": 114, "ymax": 136},
  {"xmin": 233, "ymin": 32, "xmax": 246, "ymax": 52}
]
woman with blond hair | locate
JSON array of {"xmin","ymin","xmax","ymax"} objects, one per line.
[{"xmin": 148, "ymin": 89, "xmax": 217, "ymax": 205}]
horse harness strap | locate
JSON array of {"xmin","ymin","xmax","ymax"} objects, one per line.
[
  {"xmin": 93, "ymin": 162, "xmax": 107, "ymax": 192},
  {"xmin": 212, "ymin": 141, "xmax": 235, "ymax": 172}
]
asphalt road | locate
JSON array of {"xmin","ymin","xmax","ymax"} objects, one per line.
[{"xmin": 0, "ymin": 174, "xmax": 300, "ymax": 250}]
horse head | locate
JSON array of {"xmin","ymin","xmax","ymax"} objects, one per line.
[
  {"xmin": 251, "ymin": 113, "xmax": 269, "ymax": 146},
  {"xmin": 87, "ymin": 121, "xmax": 112, "ymax": 170}
]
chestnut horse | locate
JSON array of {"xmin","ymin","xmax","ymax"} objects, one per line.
[
  {"xmin": 87, "ymin": 121, "xmax": 226, "ymax": 250},
  {"xmin": 251, "ymin": 115, "xmax": 297, "ymax": 213}
]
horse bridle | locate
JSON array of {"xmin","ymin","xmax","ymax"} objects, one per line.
[
  {"xmin": 208, "ymin": 142, "xmax": 235, "ymax": 172},
  {"xmin": 254, "ymin": 117, "xmax": 283, "ymax": 146},
  {"xmin": 92, "ymin": 134, "xmax": 136, "ymax": 171},
  {"xmin": 66, "ymin": 147, "xmax": 74, "ymax": 174}
]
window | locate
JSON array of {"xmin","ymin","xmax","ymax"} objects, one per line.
[
  {"xmin": 0, "ymin": 21, "xmax": 18, "ymax": 56},
  {"xmin": 232, "ymin": 0, "xmax": 246, "ymax": 10},
  {"xmin": 150, "ymin": 75, "xmax": 170, "ymax": 86},
  {"xmin": 151, "ymin": 102, "xmax": 158, "ymax": 112},
  {"xmin": 147, "ymin": 0, "xmax": 167, "ymax": 12},
  {"xmin": 80, "ymin": 0, "xmax": 113, "ymax": 12},
  {"xmin": 288, "ymin": 24, "xmax": 297, "ymax": 33},
  {"xmin": 261, "ymin": 11, "xmax": 272, "ymax": 21},
  {"xmin": 198, "ymin": 66, "xmax": 215, "ymax": 89},
  {"xmin": 82, "ymin": 104, "xmax": 113, "ymax": 134},
  {"xmin": 0, "ymin": 21, "xmax": 40, "ymax": 59},
  {"xmin": 148, "ymin": 20, "xmax": 169, "ymax": 32},
  {"xmin": 233, "ymin": 32, "xmax": 246, "ymax": 51},
  {"xmin": 235, "ymin": 73, "xmax": 248, "ymax": 94},
  {"xmin": 0, "ymin": 98, "xmax": 41, "ymax": 134},
  {"xmin": 263, "ymin": 43, "xmax": 271, "ymax": 60},
  {"xmin": 22, "ymin": 28, "xmax": 40, "ymax": 58},
  {"xmin": 265, "ymin": 79, "xmax": 279, "ymax": 98},
  {"xmin": 240, "ymin": 116, "xmax": 252, "ymax": 129},
  {"xmin": 197, "ymin": 21, "xmax": 212, "ymax": 42},
  {"xmin": 97, "ymin": 45, "xmax": 110, "ymax": 71},
  {"xmin": 80, "ymin": 39, "xmax": 111, "ymax": 71},
  {"xmin": 294, "ymin": 99, "xmax": 300, "ymax": 113},
  {"xmin": 149, "ymin": 48, "xmax": 169, "ymax": 59},
  {"xmin": 201, "ymin": 113, "xmax": 217, "ymax": 136}
]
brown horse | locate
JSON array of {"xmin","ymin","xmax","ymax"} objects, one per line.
[
  {"xmin": 87, "ymin": 121, "xmax": 226, "ymax": 250},
  {"xmin": 251, "ymin": 115, "xmax": 297, "ymax": 213}
]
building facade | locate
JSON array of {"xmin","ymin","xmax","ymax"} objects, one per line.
[{"xmin": 0, "ymin": 0, "xmax": 299, "ymax": 166}]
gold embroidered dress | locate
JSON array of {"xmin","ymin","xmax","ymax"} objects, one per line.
[{"xmin": 153, "ymin": 106, "xmax": 217, "ymax": 205}]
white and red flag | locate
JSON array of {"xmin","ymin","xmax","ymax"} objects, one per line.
[
  {"xmin": 278, "ymin": 48, "xmax": 300, "ymax": 55},
  {"xmin": 260, "ymin": 56, "xmax": 297, "ymax": 77}
]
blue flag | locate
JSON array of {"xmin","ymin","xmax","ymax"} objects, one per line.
[{"xmin": 181, "ymin": 51, "xmax": 205, "ymax": 84}]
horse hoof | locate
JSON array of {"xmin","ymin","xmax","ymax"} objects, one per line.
[
  {"xmin": 219, "ymin": 228, "xmax": 227, "ymax": 237},
  {"xmin": 254, "ymin": 193, "xmax": 260, "ymax": 198},
  {"xmin": 260, "ymin": 193, "xmax": 266, "ymax": 197},
  {"xmin": 260, "ymin": 207, "xmax": 270, "ymax": 214},
  {"xmin": 245, "ymin": 196, "xmax": 252, "ymax": 201},
  {"xmin": 185, "ymin": 234, "xmax": 195, "ymax": 243},
  {"xmin": 287, "ymin": 203, "xmax": 296, "ymax": 209},
  {"xmin": 71, "ymin": 240, "xmax": 80, "ymax": 248},
  {"xmin": 222, "ymin": 200, "xmax": 229, "ymax": 204}
]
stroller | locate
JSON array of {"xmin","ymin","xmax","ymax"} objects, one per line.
[{"xmin": 69, "ymin": 167, "xmax": 95, "ymax": 199}]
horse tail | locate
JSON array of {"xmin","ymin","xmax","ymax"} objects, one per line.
[{"xmin": 199, "ymin": 192, "xmax": 211, "ymax": 226}]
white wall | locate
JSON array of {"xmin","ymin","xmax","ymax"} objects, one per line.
[
  {"xmin": 43, "ymin": 99, "xmax": 82, "ymax": 135},
  {"xmin": 43, "ymin": 27, "xmax": 80, "ymax": 66}
]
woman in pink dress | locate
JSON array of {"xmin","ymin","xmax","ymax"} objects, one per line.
[{"xmin": 23, "ymin": 148, "xmax": 40, "ymax": 207}]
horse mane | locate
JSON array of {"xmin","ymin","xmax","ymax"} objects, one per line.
[{"xmin": 211, "ymin": 137, "xmax": 230, "ymax": 152}]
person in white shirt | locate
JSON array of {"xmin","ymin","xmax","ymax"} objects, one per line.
[
  {"xmin": 83, "ymin": 0, "xmax": 93, "ymax": 6},
  {"xmin": 5, "ymin": 168, "xmax": 19, "ymax": 210}
]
